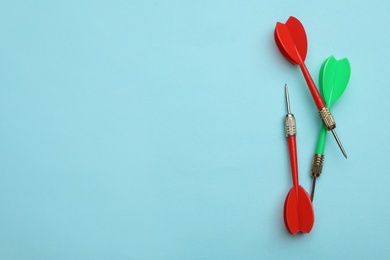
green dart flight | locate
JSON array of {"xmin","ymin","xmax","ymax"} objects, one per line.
[{"xmin": 310, "ymin": 56, "xmax": 351, "ymax": 201}]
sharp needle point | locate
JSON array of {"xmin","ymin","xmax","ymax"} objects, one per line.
[
  {"xmin": 285, "ymin": 84, "xmax": 291, "ymax": 114},
  {"xmin": 310, "ymin": 177, "xmax": 316, "ymax": 202},
  {"xmin": 331, "ymin": 129, "xmax": 347, "ymax": 158}
]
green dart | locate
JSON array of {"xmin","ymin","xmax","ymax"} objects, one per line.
[{"xmin": 310, "ymin": 56, "xmax": 351, "ymax": 201}]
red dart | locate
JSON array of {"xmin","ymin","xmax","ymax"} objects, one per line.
[
  {"xmin": 274, "ymin": 16, "xmax": 347, "ymax": 158},
  {"xmin": 283, "ymin": 84, "xmax": 314, "ymax": 234}
]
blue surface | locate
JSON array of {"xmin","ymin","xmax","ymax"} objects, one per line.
[{"xmin": 1, "ymin": 1, "xmax": 389, "ymax": 259}]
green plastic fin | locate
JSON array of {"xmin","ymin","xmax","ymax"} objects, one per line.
[
  {"xmin": 319, "ymin": 56, "xmax": 351, "ymax": 109},
  {"xmin": 318, "ymin": 59, "xmax": 327, "ymax": 97}
]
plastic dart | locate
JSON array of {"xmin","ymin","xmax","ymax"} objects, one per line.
[
  {"xmin": 310, "ymin": 56, "xmax": 351, "ymax": 201},
  {"xmin": 274, "ymin": 16, "xmax": 347, "ymax": 158},
  {"xmin": 283, "ymin": 84, "xmax": 314, "ymax": 235}
]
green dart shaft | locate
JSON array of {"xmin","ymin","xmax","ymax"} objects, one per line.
[{"xmin": 315, "ymin": 125, "xmax": 327, "ymax": 155}]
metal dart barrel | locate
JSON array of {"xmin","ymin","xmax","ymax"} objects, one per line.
[
  {"xmin": 284, "ymin": 84, "xmax": 296, "ymax": 137},
  {"xmin": 318, "ymin": 108, "xmax": 347, "ymax": 158},
  {"xmin": 310, "ymin": 153, "xmax": 324, "ymax": 201}
]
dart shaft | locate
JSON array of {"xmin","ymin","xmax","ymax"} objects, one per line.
[
  {"xmin": 315, "ymin": 126, "xmax": 327, "ymax": 154},
  {"xmin": 299, "ymin": 63, "xmax": 326, "ymax": 109},
  {"xmin": 287, "ymin": 136, "xmax": 299, "ymax": 188}
]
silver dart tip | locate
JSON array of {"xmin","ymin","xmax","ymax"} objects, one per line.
[
  {"xmin": 331, "ymin": 129, "xmax": 348, "ymax": 159},
  {"xmin": 310, "ymin": 177, "xmax": 316, "ymax": 202},
  {"xmin": 285, "ymin": 84, "xmax": 291, "ymax": 114}
]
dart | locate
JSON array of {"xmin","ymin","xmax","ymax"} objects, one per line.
[
  {"xmin": 283, "ymin": 84, "xmax": 314, "ymax": 234},
  {"xmin": 310, "ymin": 56, "xmax": 351, "ymax": 201},
  {"xmin": 274, "ymin": 16, "xmax": 347, "ymax": 158}
]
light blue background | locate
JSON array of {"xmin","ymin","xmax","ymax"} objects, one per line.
[{"xmin": 0, "ymin": 0, "xmax": 389, "ymax": 259}]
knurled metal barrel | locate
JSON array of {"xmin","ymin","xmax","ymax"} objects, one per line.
[
  {"xmin": 284, "ymin": 114, "xmax": 296, "ymax": 137},
  {"xmin": 310, "ymin": 154, "xmax": 325, "ymax": 177},
  {"xmin": 319, "ymin": 107, "xmax": 336, "ymax": 130}
]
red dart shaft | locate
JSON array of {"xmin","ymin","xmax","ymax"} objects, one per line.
[
  {"xmin": 287, "ymin": 136, "xmax": 298, "ymax": 189},
  {"xmin": 299, "ymin": 63, "xmax": 325, "ymax": 110}
]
